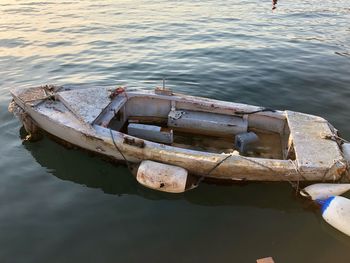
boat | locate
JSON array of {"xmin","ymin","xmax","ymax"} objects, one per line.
[{"xmin": 8, "ymin": 84, "xmax": 350, "ymax": 193}]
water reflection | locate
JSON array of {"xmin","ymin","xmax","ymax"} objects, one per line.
[{"xmin": 22, "ymin": 131, "xmax": 308, "ymax": 211}]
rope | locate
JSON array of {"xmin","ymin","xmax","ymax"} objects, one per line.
[
  {"xmin": 323, "ymin": 133, "xmax": 349, "ymax": 144},
  {"xmin": 193, "ymin": 153, "xmax": 272, "ymax": 186},
  {"xmin": 236, "ymin": 155, "xmax": 275, "ymax": 172},
  {"xmin": 109, "ymin": 128, "xmax": 132, "ymax": 170},
  {"xmin": 235, "ymin": 107, "xmax": 276, "ymax": 115},
  {"xmin": 194, "ymin": 154, "xmax": 233, "ymax": 186},
  {"xmin": 194, "ymin": 153, "xmax": 305, "ymax": 194},
  {"xmin": 281, "ymin": 159, "xmax": 313, "ymax": 196},
  {"xmin": 232, "ymin": 155, "xmax": 306, "ymax": 196}
]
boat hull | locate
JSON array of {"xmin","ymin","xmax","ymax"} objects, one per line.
[{"xmin": 8, "ymin": 85, "xmax": 348, "ymax": 182}]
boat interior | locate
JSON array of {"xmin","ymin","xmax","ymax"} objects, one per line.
[{"xmin": 93, "ymin": 91, "xmax": 293, "ymax": 161}]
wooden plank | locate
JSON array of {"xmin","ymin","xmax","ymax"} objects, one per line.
[
  {"xmin": 286, "ymin": 111, "xmax": 343, "ymax": 171},
  {"xmin": 93, "ymin": 95, "xmax": 127, "ymax": 126},
  {"xmin": 256, "ymin": 257, "xmax": 275, "ymax": 263},
  {"xmin": 57, "ymin": 87, "xmax": 113, "ymax": 124},
  {"xmin": 128, "ymin": 123, "xmax": 173, "ymax": 144}
]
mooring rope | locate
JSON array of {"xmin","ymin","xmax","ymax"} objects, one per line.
[
  {"xmin": 235, "ymin": 107, "xmax": 276, "ymax": 115},
  {"xmin": 109, "ymin": 128, "xmax": 132, "ymax": 171},
  {"xmin": 194, "ymin": 154, "xmax": 233, "ymax": 186},
  {"xmin": 323, "ymin": 133, "xmax": 349, "ymax": 144},
  {"xmin": 233, "ymin": 156, "xmax": 306, "ymax": 196},
  {"xmin": 193, "ymin": 151, "xmax": 309, "ymax": 196}
]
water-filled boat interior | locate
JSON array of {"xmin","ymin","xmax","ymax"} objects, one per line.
[{"xmin": 94, "ymin": 93, "xmax": 293, "ymax": 161}]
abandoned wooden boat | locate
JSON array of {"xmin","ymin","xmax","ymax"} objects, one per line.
[{"xmin": 8, "ymin": 84, "xmax": 350, "ymax": 193}]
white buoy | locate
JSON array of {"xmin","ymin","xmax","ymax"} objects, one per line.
[
  {"xmin": 136, "ymin": 160, "xmax": 188, "ymax": 193},
  {"xmin": 319, "ymin": 196, "xmax": 350, "ymax": 236},
  {"xmin": 300, "ymin": 183, "xmax": 350, "ymax": 200}
]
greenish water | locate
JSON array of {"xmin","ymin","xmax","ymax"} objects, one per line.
[{"xmin": 1, "ymin": 1, "xmax": 350, "ymax": 262}]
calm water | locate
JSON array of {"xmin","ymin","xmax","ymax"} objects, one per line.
[{"xmin": 1, "ymin": 1, "xmax": 350, "ymax": 262}]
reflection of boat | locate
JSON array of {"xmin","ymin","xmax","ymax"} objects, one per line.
[
  {"xmin": 8, "ymin": 84, "xmax": 350, "ymax": 192},
  {"xmin": 22, "ymin": 136, "xmax": 304, "ymax": 210}
]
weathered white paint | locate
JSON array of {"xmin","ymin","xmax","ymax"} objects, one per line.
[
  {"xmin": 136, "ymin": 160, "xmax": 188, "ymax": 193},
  {"xmin": 10, "ymin": 85, "xmax": 61, "ymax": 107},
  {"xmin": 301, "ymin": 183, "xmax": 350, "ymax": 200},
  {"xmin": 285, "ymin": 111, "xmax": 344, "ymax": 174},
  {"xmin": 125, "ymin": 96, "xmax": 171, "ymax": 119},
  {"xmin": 57, "ymin": 86, "xmax": 113, "ymax": 124},
  {"xmin": 321, "ymin": 196, "xmax": 350, "ymax": 236},
  {"xmin": 93, "ymin": 95, "xmax": 127, "ymax": 126},
  {"xmin": 248, "ymin": 114, "xmax": 285, "ymax": 134}
]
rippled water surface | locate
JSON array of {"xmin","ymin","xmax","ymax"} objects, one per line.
[{"xmin": 1, "ymin": 1, "xmax": 350, "ymax": 262}]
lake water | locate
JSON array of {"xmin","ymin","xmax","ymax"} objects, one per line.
[{"xmin": 1, "ymin": 0, "xmax": 350, "ymax": 262}]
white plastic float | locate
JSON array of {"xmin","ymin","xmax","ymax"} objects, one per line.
[
  {"xmin": 300, "ymin": 183, "xmax": 350, "ymax": 200},
  {"xmin": 300, "ymin": 183, "xmax": 350, "ymax": 236},
  {"xmin": 319, "ymin": 196, "xmax": 350, "ymax": 237},
  {"xmin": 136, "ymin": 160, "xmax": 189, "ymax": 193}
]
